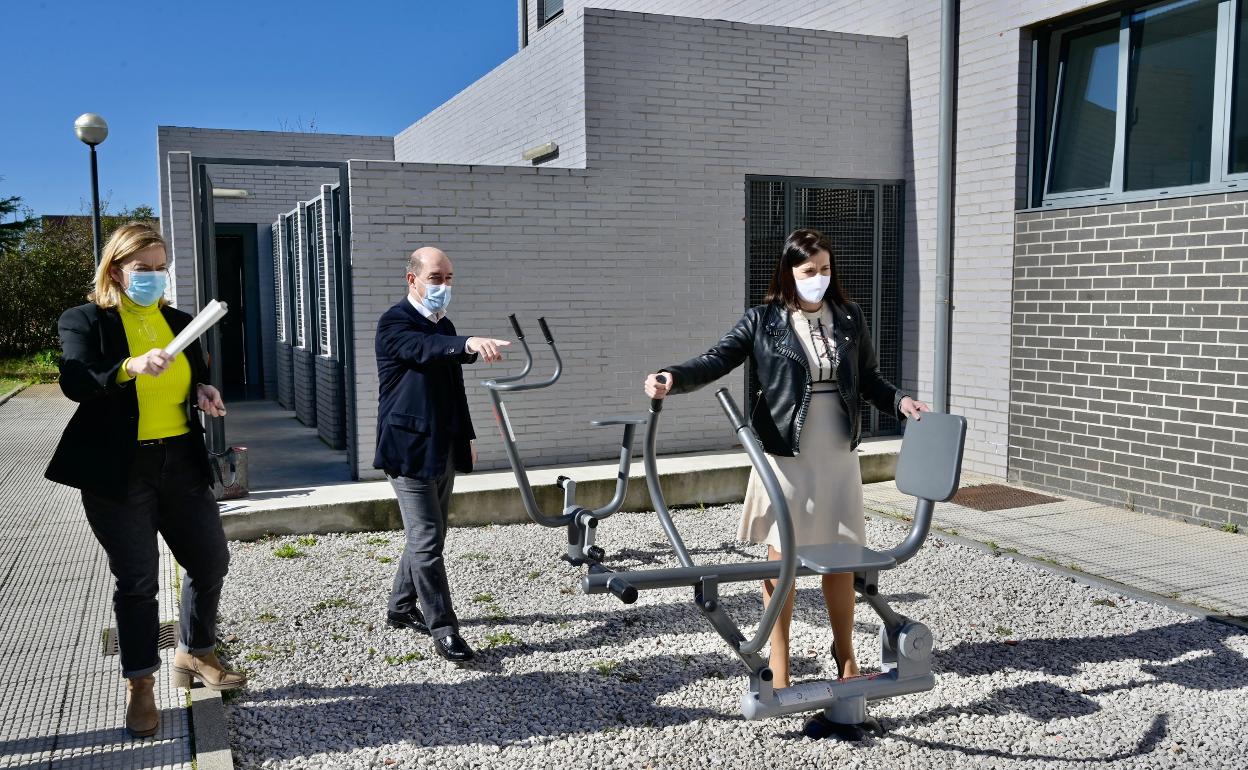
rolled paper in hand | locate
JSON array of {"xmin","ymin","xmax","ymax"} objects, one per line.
[{"xmin": 164, "ymin": 299, "xmax": 228, "ymax": 358}]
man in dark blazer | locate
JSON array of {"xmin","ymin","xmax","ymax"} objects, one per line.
[{"xmin": 374, "ymin": 246, "xmax": 509, "ymax": 662}]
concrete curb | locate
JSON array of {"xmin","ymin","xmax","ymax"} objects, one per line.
[
  {"xmin": 864, "ymin": 510, "xmax": 1248, "ymax": 632},
  {"xmin": 0, "ymin": 382, "xmax": 27, "ymax": 407},
  {"xmin": 190, "ymin": 687, "xmax": 234, "ymax": 770},
  {"xmin": 220, "ymin": 442, "xmax": 902, "ymax": 541}
]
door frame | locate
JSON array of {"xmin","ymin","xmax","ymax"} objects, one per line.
[{"xmin": 215, "ymin": 223, "xmax": 264, "ymax": 400}]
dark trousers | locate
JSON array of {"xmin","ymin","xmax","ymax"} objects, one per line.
[
  {"xmin": 82, "ymin": 434, "xmax": 229, "ymax": 679},
  {"xmin": 388, "ymin": 464, "xmax": 459, "ymax": 638}
]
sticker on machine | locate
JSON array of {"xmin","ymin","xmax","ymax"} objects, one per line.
[
  {"xmin": 776, "ymin": 681, "xmax": 838, "ymax": 707},
  {"xmin": 498, "ymin": 403, "xmax": 516, "ymax": 443}
]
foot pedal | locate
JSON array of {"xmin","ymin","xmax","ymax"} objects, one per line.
[{"xmin": 802, "ymin": 714, "xmax": 885, "ymax": 741}]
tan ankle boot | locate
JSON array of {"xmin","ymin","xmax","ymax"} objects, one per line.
[
  {"xmin": 170, "ymin": 649, "xmax": 247, "ymax": 691},
  {"xmin": 125, "ymin": 675, "xmax": 159, "ymax": 738}
]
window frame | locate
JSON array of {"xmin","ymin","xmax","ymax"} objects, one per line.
[
  {"xmin": 537, "ymin": 0, "xmax": 563, "ymax": 29},
  {"xmin": 1031, "ymin": 0, "xmax": 1245, "ymax": 208}
]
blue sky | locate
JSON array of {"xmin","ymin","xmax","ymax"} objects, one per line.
[{"xmin": 0, "ymin": 0, "xmax": 519, "ymax": 217}]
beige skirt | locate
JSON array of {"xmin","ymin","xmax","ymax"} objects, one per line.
[{"xmin": 738, "ymin": 388, "xmax": 865, "ymax": 551}]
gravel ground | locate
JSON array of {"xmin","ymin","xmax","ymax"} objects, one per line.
[{"xmin": 218, "ymin": 504, "xmax": 1248, "ymax": 770}]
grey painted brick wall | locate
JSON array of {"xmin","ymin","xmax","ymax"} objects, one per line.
[
  {"xmin": 292, "ymin": 347, "xmax": 317, "ymax": 428},
  {"xmin": 276, "ymin": 343, "xmax": 294, "ymax": 410},
  {"xmin": 315, "ymin": 356, "xmax": 346, "ymax": 450},
  {"xmin": 349, "ymin": 11, "xmax": 907, "ymax": 479},
  {"xmin": 1011, "ymin": 192, "xmax": 1248, "ymax": 531},
  {"xmin": 394, "ymin": 13, "xmax": 586, "ymax": 168}
]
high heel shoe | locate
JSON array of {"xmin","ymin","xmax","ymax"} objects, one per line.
[{"xmin": 830, "ymin": 640, "xmax": 857, "ymax": 679}]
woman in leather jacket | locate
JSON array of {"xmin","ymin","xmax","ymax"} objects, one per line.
[{"xmin": 644, "ymin": 229, "xmax": 928, "ymax": 688}]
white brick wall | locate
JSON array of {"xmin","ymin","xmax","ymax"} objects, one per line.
[
  {"xmin": 394, "ymin": 14, "xmax": 586, "ymax": 168},
  {"xmin": 350, "ymin": 10, "xmax": 907, "ymax": 478}
]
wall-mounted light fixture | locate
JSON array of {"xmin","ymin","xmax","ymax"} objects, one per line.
[
  {"xmin": 521, "ymin": 142, "xmax": 559, "ymax": 162},
  {"xmin": 212, "ymin": 188, "xmax": 250, "ymax": 199}
]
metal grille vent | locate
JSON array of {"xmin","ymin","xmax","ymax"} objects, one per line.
[
  {"xmin": 951, "ymin": 484, "xmax": 1062, "ymax": 512},
  {"xmin": 272, "ymin": 221, "xmax": 285, "ymax": 343},
  {"xmin": 745, "ymin": 177, "xmax": 904, "ymax": 438},
  {"xmin": 102, "ymin": 621, "xmax": 178, "ymax": 657}
]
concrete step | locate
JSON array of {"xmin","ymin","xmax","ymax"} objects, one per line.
[{"xmin": 219, "ymin": 437, "xmax": 902, "ymax": 540}]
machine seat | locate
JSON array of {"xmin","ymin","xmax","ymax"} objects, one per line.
[
  {"xmin": 590, "ymin": 415, "xmax": 649, "ymax": 427},
  {"xmin": 796, "ymin": 543, "xmax": 896, "ymax": 574}
]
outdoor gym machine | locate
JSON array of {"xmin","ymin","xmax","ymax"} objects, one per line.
[{"xmin": 484, "ymin": 315, "xmax": 967, "ymax": 739}]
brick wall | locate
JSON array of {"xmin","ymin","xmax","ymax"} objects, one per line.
[
  {"xmin": 349, "ymin": 11, "xmax": 906, "ymax": 479},
  {"xmin": 315, "ymin": 356, "xmax": 346, "ymax": 449},
  {"xmin": 276, "ymin": 343, "xmax": 294, "ymax": 410},
  {"xmin": 292, "ymin": 347, "xmax": 317, "ymax": 428},
  {"xmin": 1012, "ymin": 192, "xmax": 1248, "ymax": 531},
  {"xmin": 394, "ymin": 14, "xmax": 586, "ymax": 168}
]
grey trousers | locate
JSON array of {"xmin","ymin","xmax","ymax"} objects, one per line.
[{"xmin": 387, "ymin": 464, "xmax": 459, "ymax": 638}]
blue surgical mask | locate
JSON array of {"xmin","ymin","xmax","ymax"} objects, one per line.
[
  {"xmin": 421, "ymin": 282, "xmax": 451, "ymax": 313},
  {"xmin": 125, "ymin": 271, "xmax": 167, "ymax": 306}
]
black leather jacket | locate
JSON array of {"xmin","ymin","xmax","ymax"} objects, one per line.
[{"xmin": 666, "ymin": 301, "xmax": 907, "ymax": 456}]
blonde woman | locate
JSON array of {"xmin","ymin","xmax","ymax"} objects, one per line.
[
  {"xmin": 45, "ymin": 223, "xmax": 245, "ymax": 739},
  {"xmin": 645, "ymin": 229, "xmax": 929, "ymax": 690}
]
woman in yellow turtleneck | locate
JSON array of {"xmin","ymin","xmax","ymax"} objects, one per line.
[{"xmin": 45, "ymin": 223, "xmax": 246, "ymax": 739}]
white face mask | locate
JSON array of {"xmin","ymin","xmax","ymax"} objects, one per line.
[{"xmin": 795, "ymin": 274, "xmax": 830, "ymax": 304}]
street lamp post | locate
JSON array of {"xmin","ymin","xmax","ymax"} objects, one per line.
[{"xmin": 73, "ymin": 113, "xmax": 109, "ymax": 266}]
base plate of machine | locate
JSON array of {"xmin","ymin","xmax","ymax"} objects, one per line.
[{"xmin": 802, "ymin": 714, "xmax": 886, "ymax": 741}]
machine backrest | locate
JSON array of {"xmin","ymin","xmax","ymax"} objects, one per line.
[{"xmin": 894, "ymin": 412, "xmax": 966, "ymax": 502}]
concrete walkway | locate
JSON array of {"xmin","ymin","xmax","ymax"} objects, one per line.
[
  {"xmin": 222, "ymin": 400, "xmax": 350, "ymax": 492},
  {"xmin": 0, "ymin": 385, "xmax": 193, "ymax": 769},
  {"xmin": 864, "ymin": 472, "xmax": 1248, "ymax": 621}
]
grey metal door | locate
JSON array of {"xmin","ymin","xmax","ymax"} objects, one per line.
[{"xmin": 746, "ymin": 177, "xmax": 904, "ymax": 437}]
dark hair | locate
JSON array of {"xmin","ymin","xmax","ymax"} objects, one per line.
[{"xmin": 764, "ymin": 228, "xmax": 849, "ymax": 308}]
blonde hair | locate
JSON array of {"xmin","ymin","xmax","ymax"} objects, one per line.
[{"xmin": 89, "ymin": 222, "xmax": 169, "ymax": 309}]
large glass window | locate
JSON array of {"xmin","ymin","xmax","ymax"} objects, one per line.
[
  {"xmin": 538, "ymin": 0, "xmax": 563, "ymax": 28},
  {"xmin": 1034, "ymin": 0, "xmax": 1248, "ymax": 206},
  {"xmin": 1049, "ymin": 25, "xmax": 1121, "ymax": 193},
  {"xmin": 1125, "ymin": 0, "xmax": 1219, "ymax": 190}
]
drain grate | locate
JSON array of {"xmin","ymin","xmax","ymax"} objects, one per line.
[
  {"xmin": 102, "ymin": 620, "xmax": 179, "ymax": 657},
  {"xmin": 950, "ymin": 484, "xmax": 1061, "ymax": 512}
]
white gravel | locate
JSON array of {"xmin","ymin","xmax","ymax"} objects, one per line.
[{"xmin": 218, "ymin": 504, "xmax": 1248, "ymax": 770}]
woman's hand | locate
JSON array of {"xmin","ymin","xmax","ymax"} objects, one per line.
[
  {"xmin": 899, "ymin": 396, "xmax": 930, "ymax": 421},
  {"xmin": 644, "ymin": 372, "xmax": 674, "ymax": 399},
  {"xmin": 126, "ymin": 348, "xmax": 172, "ymax": 377},
  {"xmin": 197, "ymin": 384, "xmax": 228, "ymax": 418}
]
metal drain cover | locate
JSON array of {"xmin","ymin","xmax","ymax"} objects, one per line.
[
  {"xmin": 950, "ymin": 484, "xmax": 1061, "ymax": 512},
  {"xmin": 102, "ymin": 620, "xmax": 179, "ymax": 657}
]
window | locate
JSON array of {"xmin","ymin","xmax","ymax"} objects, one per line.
[
  {"xmin": 1033, "ymin": 0, "xmax": 1248, "ymax": 206},
  {"xmin": 272, "ymin": 221, "xmax": 286, "ymax": 344},
  {"xmin": 538, "ymin": 0, "xmax": 563, "ymax": 28},
  {"xmin": 292, "ymin": 207, "xmax": 307, "ymax": 349},
  {"xmin": 315, "ymin": 195, "xmax": 334, "ymax": 358}
]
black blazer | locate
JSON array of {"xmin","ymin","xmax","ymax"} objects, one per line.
[
  {"xmin": 45, "ymin": 302, "xmax": 211, "ymax": 502},
  {"xmin": 666, "ymin": 301, "xmax": 906, "ymax": 456},
  {"xmin": 373, "ymin": 299, "xmax": 477, "ymax": 480}
]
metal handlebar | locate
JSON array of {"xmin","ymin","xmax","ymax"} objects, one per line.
[
  {"xmin": 645, "ymin": 376, "xmax": 693, "ymax": 569},
  {"xmin": 714, "ymin": 389, "xmax": 796, "ymax": 656},
  {"xmin": 482, "ymin": 316, "xmax": 561, "ymax": 393}
]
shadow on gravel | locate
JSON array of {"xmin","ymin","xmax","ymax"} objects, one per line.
[
  {"xmin": 229, "ymin": 653, "xmax": 735, "ymax": 759},
  {"xmin": 870, "ymin": 619, "xmax": 1247, "ymax": 763}
]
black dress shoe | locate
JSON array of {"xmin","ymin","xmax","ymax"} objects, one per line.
[
  {"xmin": 433, "ymin": 633, "xmax": 475, "ymax": 663},
  {"xmin": 386, "ymin": 610, "xmax": 430, "ymax": 635}
]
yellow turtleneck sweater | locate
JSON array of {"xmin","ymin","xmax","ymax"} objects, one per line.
[{"xmin": 116, "ymin": 296, "xmax": 192, "ymax": 440}]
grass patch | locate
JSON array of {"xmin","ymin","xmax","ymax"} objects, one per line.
[
  {"xmin": 0, "ymin": 350, "xmax": 60, "ymax": 384},
  {"xmin": 592, "ymin": 660, "xmax": 619, "ymax": 676},
  {"xmin": 1092, "ymin": 598, "xmax": 1118, "ymax": 608},
  {"xmin": 1223, "ymin": 522, "xmax": 1240, "ymax": 534},
  {"xmin": 994, "ymin": 626, "xmax": 1013, "ymax": 637},
  {"xmin": 0, "ymin": 378, "xmax": 22, "ymax": 395},
  {"xmin": 297, "ymin": 535, "xmax": 318, "ymax": 547},
  {"xmin": 384, "ymin": 651, "xmax": 425, "ymax": 665},
  {"xmin": 375, "ymin": 555, "xmax": 394, "ymax": 564},
  {"xmin": 526, "ymin": 570, "xmax": 542, "ymax": 580},
  {"xmin": 483, "ymin": 630, "xmax": 521, "ymax": 648},
  {"xmin": 256, "ymin": 612, "xmax": 278, "ymax": 623},
  {"xmin": 273, "ymin": 543, "xmax": 304, "ymax": 559},
  {"xmin": 472, "ymin": 593, "xmax": 495, "ymax": 604},
  {"xmin": 312, "ymin": 598, "xmax": 352, "ymax": 612},
  {"xmin": 366, "ymin": 536, "xmax": 390, "ymax": 545}
]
